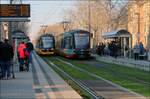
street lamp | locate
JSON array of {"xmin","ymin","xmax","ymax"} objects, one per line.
[{"xmin": 88, "ymin": 0, "xmax": 91, "ymax": 33}]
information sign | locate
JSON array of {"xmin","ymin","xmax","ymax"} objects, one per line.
[{"xmin": 0, "ymin": 4, "xmax": 30, "ymax": 17}]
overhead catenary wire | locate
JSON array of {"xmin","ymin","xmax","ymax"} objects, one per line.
[
  {"xmin": 30, "ymin": 0, "xmax": 65, "ymax": 32},
  {"xmin": 42, "ymin": 0, "xmax": 65, "ymax": 25}
]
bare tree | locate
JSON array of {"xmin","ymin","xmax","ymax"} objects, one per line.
[
  {"xmin": 34, "ymin": 23, "xmax": 64, "ymax": 43},
  {"xmin": 62, "ymin": 0, "xmax": 129, "ymax": 46}
]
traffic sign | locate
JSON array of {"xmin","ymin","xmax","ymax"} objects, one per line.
[{"xmin": 0, "ymin": 4, "xmax": 30, "ymax": 17}]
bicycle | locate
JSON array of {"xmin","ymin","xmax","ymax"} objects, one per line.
[{"xmin": 19, "ymin": 57, "xmax": 29, "ymax": 72}]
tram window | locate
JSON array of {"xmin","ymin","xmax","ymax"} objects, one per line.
[
  {"xmin": 74, "ymin": 33, "xmax": 89, "ymax": 49},
  {"xmin": 64, "ymin": 37, "xmax": 72, "ymax": 49},
  {"xmin": 60, "ymin": 38, "xmax": 64, "ymax": 48},
  {"xmin": 42, "ymin": 38, "xmax": 54, "ymax": 48},
  {"xmin": 40, "ymin": 39, "xmax": 43, "ymax": 48}
]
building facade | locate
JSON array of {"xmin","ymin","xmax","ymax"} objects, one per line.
[{"xmin": 128, "ymin": 1, "xmax": 150, "ymax": 48}]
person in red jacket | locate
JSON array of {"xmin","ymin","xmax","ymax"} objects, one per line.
[{"xmin": 17, "ymin": 41, "xmax": 27, "ymax": 71}]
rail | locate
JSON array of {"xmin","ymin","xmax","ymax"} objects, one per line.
[{"xmin": 43, "ymin": 57, "xmax": 102, "ymax": 99}]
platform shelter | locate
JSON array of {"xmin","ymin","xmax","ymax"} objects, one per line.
[{"xmin": 102, "ymin": 30, "xmax": 132, "ymax": 57}]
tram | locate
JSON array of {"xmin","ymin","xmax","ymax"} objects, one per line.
[
  {"xmin": 36, "ymin": 34, "xmax": 55, "ymax": 55},
  {"xmin": 55, "ymin": 30, "xmax": 91, "ymax": 58}
]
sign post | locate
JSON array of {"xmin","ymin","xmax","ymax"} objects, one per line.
[{"xmin": 0, "ymin": 4, "xmax": 30, "ymax": 43}]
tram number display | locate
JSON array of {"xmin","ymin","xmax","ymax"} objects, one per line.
[
  {"xmin": 80, "ymin": 34, "xmax": 87, "ymax": 36},
  {"xmin": 42, "ymin": 37, "xmax": 51, "ymax": 39},
  {"xmin": 0, "ymin": 4, "xmax": 30, "ymax": 17}
]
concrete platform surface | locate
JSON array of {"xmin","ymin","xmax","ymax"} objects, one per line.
[{"xmin": 0, "ymin": 53, "xmax": 82, "ymax": 99}]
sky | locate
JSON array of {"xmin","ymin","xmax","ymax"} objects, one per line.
[
  {"xmin": 27, "ymin": 0, "xmax": 77, "ymax": 40},
  {"xmin": 0, "ymin": 0, "xmax": 77, "ymax": 40}
]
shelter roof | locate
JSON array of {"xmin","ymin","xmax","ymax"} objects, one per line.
[
  {"xmin": 12, "ymin": 32, "xmax": 27, "ymax": 39},
  {"xmin": 102, "ymin": 30, "xmax": 131, "ymax": 38}
]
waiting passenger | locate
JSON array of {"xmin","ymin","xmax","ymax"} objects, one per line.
[
  {"xmin": 133, "ymin": 43, "xmax": 140, "ymax": 60},
  {"xmin": 1, "ymin": 39, "xmax": 14, "ymax": 80},
  {"xmin": 25, "ymin": 41, "xmax": 34, "ymax": 63},
  {"xmin": 0, "ymin": 41, "xmax": 4, "ymax": 79},
  {"xmin": 17, "ymin": 41, "xmax": 27, "ymax": 71},
  {"xmin": 139, "ymin": 42, "xmax": 144, "ymax": 55}
]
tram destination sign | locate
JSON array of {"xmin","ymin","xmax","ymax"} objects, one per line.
[{"xmin": 0, "ymin": 4, "xmax": 30, "ymax": 17}]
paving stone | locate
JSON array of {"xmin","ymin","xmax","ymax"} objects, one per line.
[{"xmin": 0, "ymin": 53, "xmax": 82, "ymax": 99}]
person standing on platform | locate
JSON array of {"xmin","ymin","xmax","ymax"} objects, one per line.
[
  {"xmin": 1, "ymin": 39, "xmax": 14, "ymax": 80},
  {"xmin": 25, "ymin": 41, "xmax": 34, "ymax": 64},
  {"xmin": 133, "ymin": 43, "xmax": 140, "ymax": 60},
  {"xmin": 17, "ymin": 41, "xmax": 26, "ymax": 71},
  {"xmin": 139, "ymin": 42, "xmax": 144, "ymax": 55},
  {"xmin": 0, "ymin": 41, "xmax": 4, "ymax": 79}
]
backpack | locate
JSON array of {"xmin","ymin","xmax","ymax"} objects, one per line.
[{"xmin": 23, "ymin": 48, "xmax": 30, "ymax": 57}]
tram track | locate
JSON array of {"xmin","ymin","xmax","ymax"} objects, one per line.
[
  {"xmin": 34, "ymin": 53, "xmax": 147, "ymax": 98},
  {"xmin": 80, "ymin": 61, "xmax": 150, "ymax": 86},
  {"xmin": 33, "ymin": 52, "xmax": 102, "ymax": 99},
  {"xmin": 54, "ymin": 57, "xmax": 147, "ymax": 99},
  {"xmin": 43, "ymin": 57, "xmax": 102, "ymax": 99},
  {"xmin": 57, "ymin": 57, "xmax": 150, "ymax": 86}
]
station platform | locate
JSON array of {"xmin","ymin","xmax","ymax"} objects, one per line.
[
  {"xmin": 92, "ymin": 54, "xmax": 150, "ymax": 71},
  {"xmin": 0, "ymin": 53, "xmax": 82, "ymax": 99}
]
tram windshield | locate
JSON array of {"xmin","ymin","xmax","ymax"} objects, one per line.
[
  {"xmin": 74, "ymin": 33, "xmax": 90, "ymax": 49},
  {"xmin": 42, "ymin": 37, "xmax": 54, "ymax": 48}
]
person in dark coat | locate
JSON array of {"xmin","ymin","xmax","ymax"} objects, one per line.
[
  {"xmin": 133, "ymin": 43, "xmax": 140, "ymax": 60},
  {"xmin": 0, "ymin": 41, "xmax": 3, "ymax": 62},
  {"xmin": 1, "ymin": 39, "xmax": 14, "ymax": 80},
  {"xmin": 0, "ymin": 41, "xmax": 4, "ymax": 79},
  {"xmin": 25, "ymin": 41, "xmax": 34, "ymax": 63}
]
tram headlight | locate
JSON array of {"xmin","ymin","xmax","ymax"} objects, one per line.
[{"xmin": 51, "ymin": 48, "xmax": 54, "ymax": 50}]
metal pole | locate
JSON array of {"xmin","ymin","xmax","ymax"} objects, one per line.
[
  {"xmin": 88, "ymin": 0, "xmax": 94, "ymax": 53},
  {"xmin": 8, "ymin": 0, "xmax": 13, "ymax": 44},
  {"xmin": 88, "ymin": 0, "xmax": 91, "ymax": 33},
  {"xmin": 109, "ymin": 0, "xmax": 112, "ymax": 31},
  {"xmin": 130, "ymin": 36, "xmax": 132, "ymax": 58},
  {"xmin": 0, "ymin": 0, "xmax": 2, "ymax": 41},
  {"xmin": 137, "ymin": 13, "xmax": 140, "ymax": 43},
  {"xmin": 124, "ymin": 38, "xmax": 126, "ymax": 58},
  {"xmin": 0, "ymin": 22, "xmax": 1, "ymax": 41},
  {"xmin": 14, "ymin": 38, "xmax": 18, "ymax": 63}
]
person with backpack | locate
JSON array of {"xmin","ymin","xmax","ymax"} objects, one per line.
[
  {"xmin": 1, "ymin": 39, "xmax": 14, "ymax": 80},
  {"xmin": 17, "ymin": 41, "xmax": 29, "ymax": 71},
  {"xmin": 25, "ymin": 41, "xmax": 34, "ymax": 64}
]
